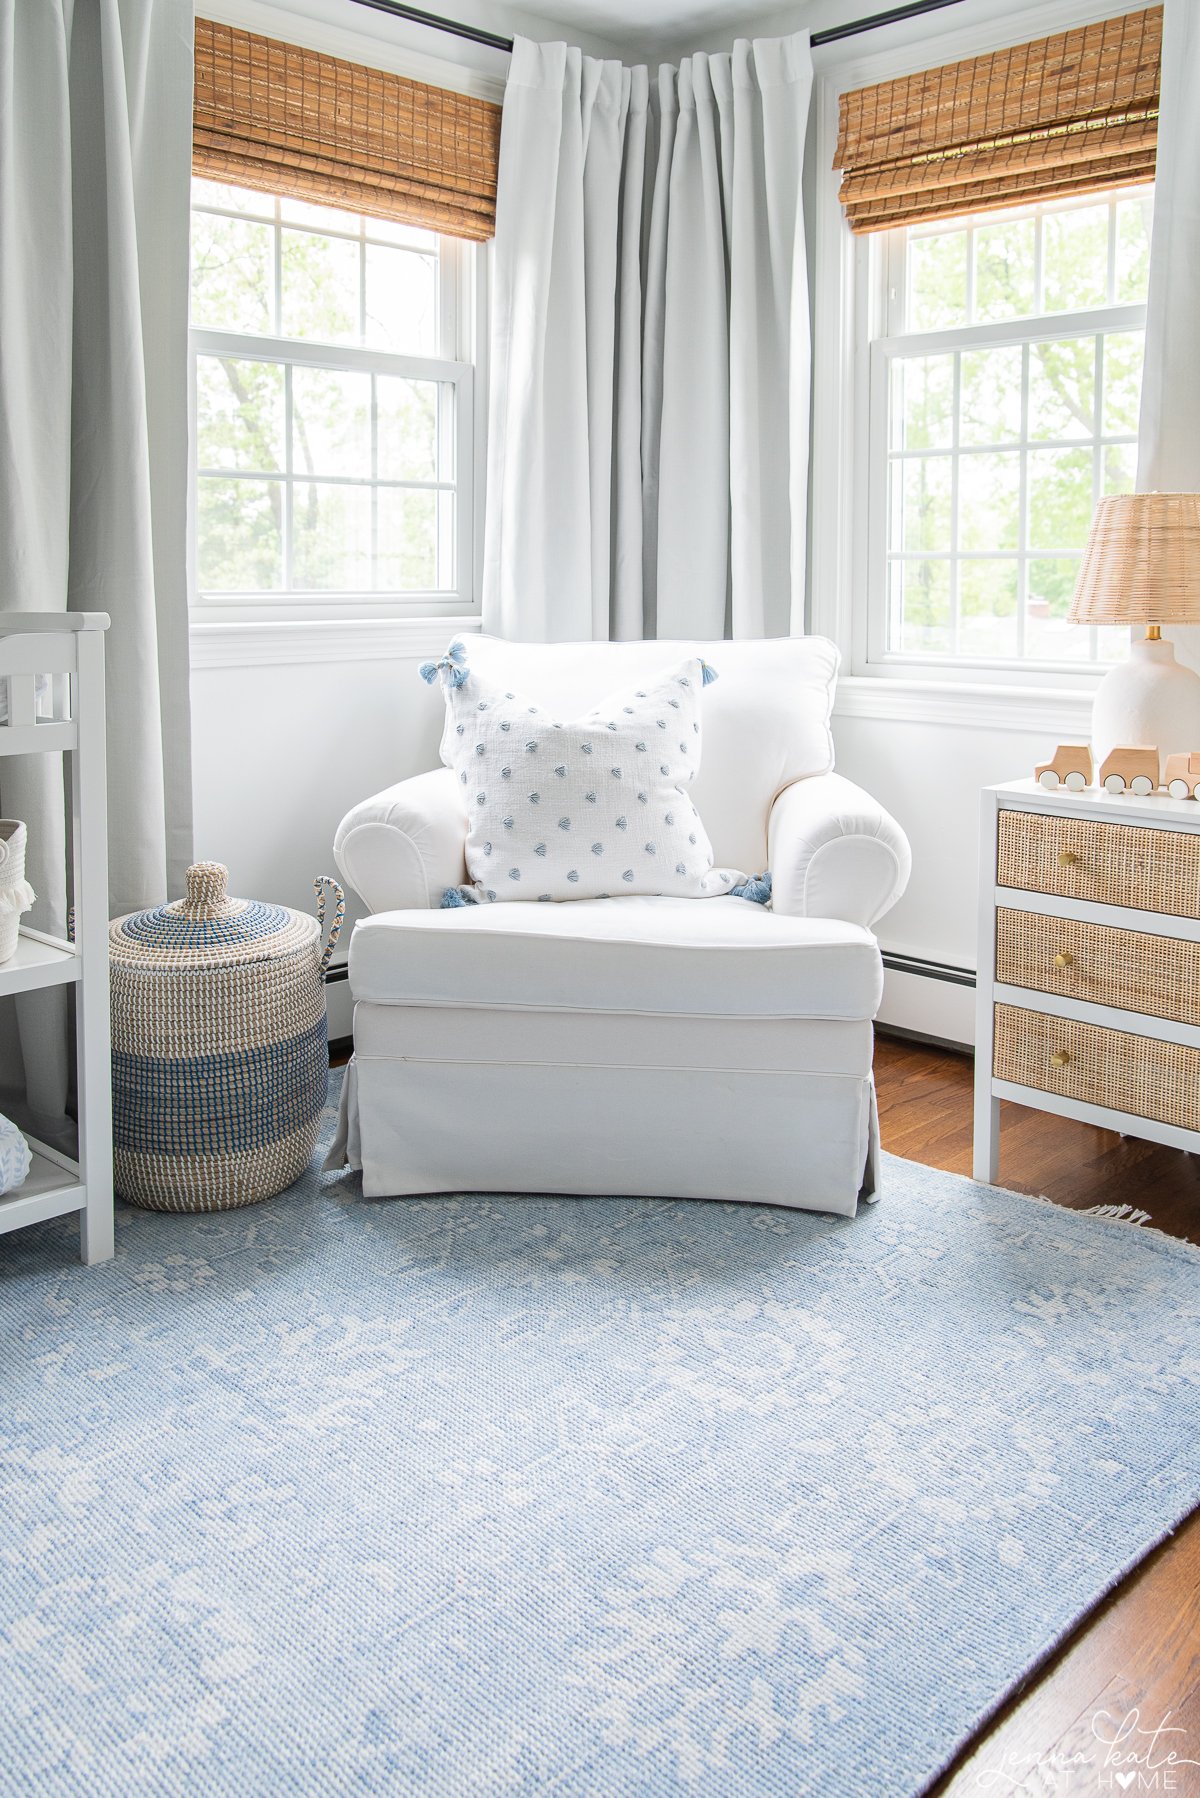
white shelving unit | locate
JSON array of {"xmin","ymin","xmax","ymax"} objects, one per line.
[{"xmin": 0, "ymin": 614, "xmax": 112, "ymax": 1263}]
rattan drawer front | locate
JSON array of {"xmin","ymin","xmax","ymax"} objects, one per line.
[
  {"xmin": 995, "ymin": 908, "xmax": 1200, "ymax": 1026},
  {"xmin": 993, "ymin": 1003, "xmax": 1200, "ymax": 1132},
  {"xmin": 997, "ymin": 810, "xmax": 1200, "ymax": 918}
]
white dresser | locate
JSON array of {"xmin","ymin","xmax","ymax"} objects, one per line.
[{"xmin": 974, "ymin": 778, "xmax": 1200, "ymax": 1183}]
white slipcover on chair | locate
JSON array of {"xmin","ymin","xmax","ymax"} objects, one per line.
[{"xmin": 330, "ymin": 636, "xmax": 911, "ymax": 1216}]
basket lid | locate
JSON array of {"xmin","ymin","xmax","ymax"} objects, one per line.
[{"xmin": 109, "ymin": 862, "xmax": 318, "ymax": 969}]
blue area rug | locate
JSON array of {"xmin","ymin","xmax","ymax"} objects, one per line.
[{"xmin": 3, "ymin": 1071, "xmax": 1199, "ymax": 1797}]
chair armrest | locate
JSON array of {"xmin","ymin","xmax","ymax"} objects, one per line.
[
  {"xmin": 768, "ymin": 773, "xmax": 911, "ymax": 928},
  {"xmin": 333, "ymin": 766, "xmax": 467, "ymax": 914}
]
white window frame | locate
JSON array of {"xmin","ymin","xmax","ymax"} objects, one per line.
[
  {"xmin": 189, "ymin": 188, "xmax": 482, "ymax": 626},
  {"xmin": 808, "ymin": 0, "xmax": 1146, "ymax": 729},
  {"xmin": 868, "ymin": 197, "xmax": 1147, "ymax": 676}
]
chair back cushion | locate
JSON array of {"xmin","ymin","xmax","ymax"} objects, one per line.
[{"xmin": 430, "ymin": 636, "xmax": 838, "ymax": 874}]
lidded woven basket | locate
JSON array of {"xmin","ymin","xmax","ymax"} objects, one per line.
[{"xmin": 109, "ymin": 862, "xmax": 343, "ymax": 1213}]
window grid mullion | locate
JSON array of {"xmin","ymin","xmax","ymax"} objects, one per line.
[
  {"xmin": 1092, "ymin": 330, "xmax": 1105, "ymax": 660},
  {"xmin": 359, "ymin": 221, "xmax": 368, "ymax": 346},
  {"xmin": 273, "ymin": 200, "xmax": 283, "ymax": 337},
  {"xmin": 283, "ymin": 362, "xmax": 293, "ymax": 592},
  {"xmin": 950, "ymin": 350, "xmax": 961, "ymax": 655},
  {"xmin": 1017, "ymin": 342, "xmax": 1029, "ymax": 662},
  {"xmin": 965, "ymin": 225, "xmax": 975, "ymax": 325},
  {"xmin": 371, "ymin": 374, "xmax": 379, "ymax": 595}
]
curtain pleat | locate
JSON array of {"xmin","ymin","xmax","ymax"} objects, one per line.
[{"xmin": 483, "ymin": 32, "xmax": 812, "ymax": 644}]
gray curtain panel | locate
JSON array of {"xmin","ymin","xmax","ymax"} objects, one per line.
[
  {"xmin": 1137, "ymin": 0, "xmax": 1200, "ymax": 676},
  {"xmin": 483, "ymin": 33, "xmax": 813, "ymax": 644},
  {"xmin": 0, "ymin": 0, "xmax": 193, "ymax": 1135}
]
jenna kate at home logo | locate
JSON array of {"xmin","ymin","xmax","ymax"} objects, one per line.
[{"xmin": 975, "ymin": 1708, "xmax": 1200, "ymax": 1793}]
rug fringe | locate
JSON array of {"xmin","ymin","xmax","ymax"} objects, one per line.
[{"xmin": 1077, "ymin": 1202, "xmax": 1152, "ymax": 1225}]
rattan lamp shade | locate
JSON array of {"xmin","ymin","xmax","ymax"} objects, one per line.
[{"xmin": 1069, "ymin": 494, "xmax": 1200, "ymax": 627}]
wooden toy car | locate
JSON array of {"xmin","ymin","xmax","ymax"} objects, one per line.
[
  {"xmin": 1164, "ymin": 752, "xmax": 1200, "ymax": 800},
  {"xmin": 1099, "ymin": 746, "xmax": 1159, "ymax": 796},
  {"xmin": 1034, "ymin": 744, "xmax": 1094, "ymax": 791}
]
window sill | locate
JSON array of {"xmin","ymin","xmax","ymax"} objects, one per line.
[
  {"xmin": 833, "ymin": 673, "xmax": 1094, "ymax": 735},
  {"xmin": 189, "ymin": 615, "xmax": 482, "ymax": 670}
]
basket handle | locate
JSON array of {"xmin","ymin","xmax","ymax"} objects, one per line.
[{"xmin": 313, "ymin": 876, "xmax": 345, "ymax": 979}]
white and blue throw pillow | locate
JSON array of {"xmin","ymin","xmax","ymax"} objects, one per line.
[{"xmin": 421, "ymin": 643, "xmax": 756, "ymax": 906}]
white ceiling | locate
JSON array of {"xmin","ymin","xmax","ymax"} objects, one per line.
[{"xmin": 526, "ymin": 0, "xmax": 802, "ymax": 54}]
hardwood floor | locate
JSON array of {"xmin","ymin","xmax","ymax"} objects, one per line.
[{"xmin": 873, "ymin": 1033, "xmax": 1200, "ymax": 1796}]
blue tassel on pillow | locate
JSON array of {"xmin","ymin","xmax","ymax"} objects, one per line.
[
  {"xmin": 701, "ymin": 661, "xmax": 718, "ymax": 686},
  {"xmin": 420, "ymin": 641, "xmax": 470, "ymax": 688},
  {"xmin": 731, "ymin": 871, "xmax": 772, "ymax": 905},
  {"xmin": 440, "ymin": 886, "xmax": 477, "ymax": 908}
]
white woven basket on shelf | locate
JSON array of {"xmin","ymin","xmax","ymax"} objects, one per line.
[{"xmin": 0, "ymin": 820, "xmax": 36, "ymax": 964}]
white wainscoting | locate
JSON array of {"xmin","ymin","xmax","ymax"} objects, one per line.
[
  {"xmin": 190, "ymin": 620, "xmax": 476, "ymax": 1037},
  {"xmin": 192, "ymin": 622, "xmax": 1080, "ymax": 1053},
  {"xmin": 832, "ymin": 696, "xmax": 1090, "ymax": 1047}
]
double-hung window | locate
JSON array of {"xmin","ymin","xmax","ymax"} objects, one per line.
[
  {"xmin": 871, "ymin": 186, "xmax": 1152, "ymax": 672},
  {"xmin": 190, "ymin": 180, "xmax": 478, "ymax": 623},
  {"xmin": 831, "ymin": 6, "xmax": 1161, "ymax": 679},
  {"xmin": 187, "ymin": 19, "xmax": 500, "ymax": 626}
]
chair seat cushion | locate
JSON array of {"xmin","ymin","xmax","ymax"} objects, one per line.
[{"xmin": 349, "ymin": 896, "xmax": 883, "ymax": 1020}]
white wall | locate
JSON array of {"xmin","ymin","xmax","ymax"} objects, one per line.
[
  {"xmin": 191, "ymin": 623, "xmax": 467, "ymax": 1037},
  {"xmin": 832, "ymin": 699, "xmax": 1088, "ymax": 1043}
]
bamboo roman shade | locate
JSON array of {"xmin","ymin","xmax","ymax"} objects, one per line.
[
  {"xmin": 193, "ymin": 20, "xmax": 501, "ymax": 241},
  {"xmin": 833, "ymin": 7, "xmax": 1161, "ymax": 233}
]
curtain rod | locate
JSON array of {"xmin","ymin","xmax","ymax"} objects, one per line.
[{"xmin": 345, "ymin": 0, "xmax": 967, "ymax": 56}]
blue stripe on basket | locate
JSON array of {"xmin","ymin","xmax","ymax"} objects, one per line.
[
  {"xmin": 119, "ymin": 901, "xmax": 291, "ymax": 951},
  {"xmin": 113, "ymin": 1017, "xmax": 329, "ymax": 1157}
]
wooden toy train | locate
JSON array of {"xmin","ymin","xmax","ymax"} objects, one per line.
[{"xmin": 1035, "ymin": 744, "xmax": 1200, "ymax": 799}]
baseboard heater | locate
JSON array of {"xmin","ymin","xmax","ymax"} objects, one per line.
[{"xmin": 881, "ymin": 951, "xmax": 976, "ymax": 990}]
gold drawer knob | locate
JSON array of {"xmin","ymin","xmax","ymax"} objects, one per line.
[
  {"xmin": 1058, "ymin": 849, "xmax": 1080, "ymax": 868},
  {"xmin": 1049, "ymin": 1050, "xmax": 1071, "ymax": 1069},
  {"xmin": 1053, "ymin": 951, "xmax": 1074, "ymax": 969}
]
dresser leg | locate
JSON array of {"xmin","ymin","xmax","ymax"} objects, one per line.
[{"xmin": 973, "ymin": 1095, "xmax": 1000, "ymax": 1185}]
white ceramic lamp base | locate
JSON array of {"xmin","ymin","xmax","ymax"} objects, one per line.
[{"xmin": 1091, "ymin": 634, "xmax": 1200, "ymax": 777}]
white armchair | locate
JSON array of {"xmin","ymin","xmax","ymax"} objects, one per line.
[{"xmin": 331, "ymin": 635, "xmax": 910, "ymax": 1215}]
